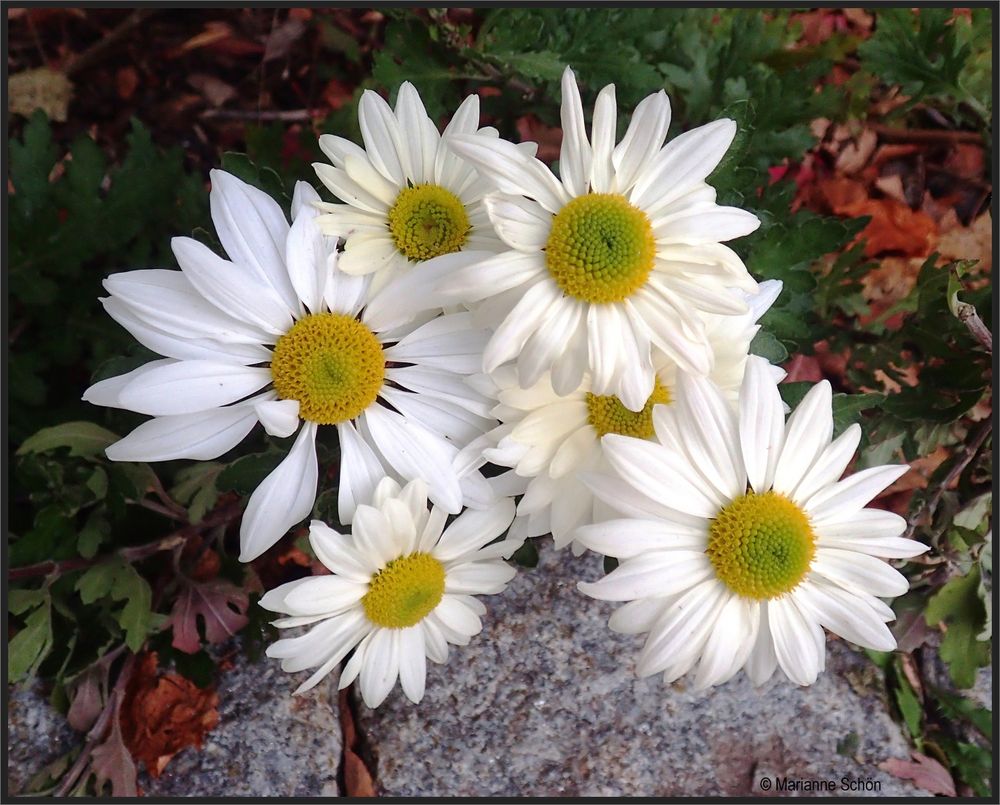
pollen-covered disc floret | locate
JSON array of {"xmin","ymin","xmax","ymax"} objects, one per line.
[
  {"xmin": 270, "ymin": 313, "xmax": 385, "ymax": 425},
  {"xmin": 362, "ymin": 553, "xmax": 446, "ymax": 628},
  {"xmin": 707, "ymin": 491, "xmax": 815, "ymax": 600},
  {"xmin": 586, "ymin": 380, "xmax": 671, "ymax": 439},
  {"xmin": 545, "ymin": 193, "xmax": 655, "ymax": 304},
  {"xmin": 387, "ymin": 184, "xmax": 470, "ymax": 262}
]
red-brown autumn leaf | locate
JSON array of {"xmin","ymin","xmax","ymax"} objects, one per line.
[
  {"xmin": 91, "ymin": 714, "xmax": 139, "ymax": 796},
  {"xmin": 120, "ymin": 652, "xmax": 219, "ymax": 778},
  {"xmin": 817, "ymin": 176, "xmax": 938, "ymax": 257},
  {"xmin": 166, "ymin": 575, "xmax": 249, "ymax": 654},
  {"xmin": 879, "ymin": 753, "xmax": 956, "ymax": 796}
]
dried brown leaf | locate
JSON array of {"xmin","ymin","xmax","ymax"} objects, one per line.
[{"xmin": 879, "ymin": 753, "xmax": 956, "ymax": 796}]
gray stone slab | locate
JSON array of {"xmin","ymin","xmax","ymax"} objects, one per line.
[
  {"xmin": 141, "ymin": 654, "xmax": 342, "ymax": 797},
  {"xmin": 357, "ymin": 544, "xmax": 928, "ymax": 797},
  {"xmin": 6, "ymin": 685, "xmax": 78, "ymax": 796}
]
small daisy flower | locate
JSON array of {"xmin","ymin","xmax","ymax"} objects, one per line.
[
  {"xmin": 261, "ymin": 478, "xmax": 519, "ymax": 707},
  {"xmin": 442, "ymin": 66, "xmax": 762, "ymax": 410},
  {"xmin": 84, "ymin": 171, "xmax": 497, "ymax": 562},
  {"xmin": 313, "ymin": 83, "xmax": 520, "ymax": 330},
  {"xmin": 481, "ymin": 281, "xmax": 784, "ymax": 553},
  {"xmin": 575, "ymin": 357, "xmax": 927, "ymax": 689}
]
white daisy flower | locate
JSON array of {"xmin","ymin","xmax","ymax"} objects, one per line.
[
  {"xmin": 442, "ymin": 66, "xmax": 762, "ymax": 411},
  {"xmin": 481, "ymin": 280, "xmax": 785, "ymax": 553},
  {"xmin": 84, "ymin": 170, "xmax": 497, "ymax": 562},
  {"xmin": 261, "ymin": 477, "xmax": 519, "ymax": 706},
  {"xmin": 313, "ymin": 82, "xmax": 522, "ymax": 331},
  {"xmin": 575, "ymin": 357, "xmax": 927, "ymax": 689}
]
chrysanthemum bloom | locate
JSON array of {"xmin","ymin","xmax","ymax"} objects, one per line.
[
  {"xmin": 84, "ymin": 171, "xmax": 497, "ymax": 562},
  {"xmin": 313, "ymin": 83, "xmax": 519, "ymax": 330},
  {"xmin": 478, "ymin": 281, "xmax": 784, "ymax": 553},
  {"xmin": 575, "ymin": 357, "xmax": 927, "ymax": 689},
  {"xmin": 443, "ymin": 66, "xmax": 761, "ymax": 410},
  {"xmin": 261, "ymin": 478, "xmax": 519, "ymax": 706}
]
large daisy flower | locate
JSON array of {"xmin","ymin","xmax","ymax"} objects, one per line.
[
  {"xmin": 84, "ymin": 171, "xmax": 497, "ymax": 562},
  {"xmin": 575, "ymin": 357, "xmax": 927, "ymax": 689},
  {"xmin": 261, "ymin": 478, "xmax": 519, "ymax": 706},
  {"xmin": 482, "ymin": 280, "xmax": 784, "ymax": 553},
  {"xmin": 443, "ymin": 66, "xmax": 762, "ymax": 411},
  {"xmin": 313, "ymin": 83, "xmax": 520, "ymax": 331}
]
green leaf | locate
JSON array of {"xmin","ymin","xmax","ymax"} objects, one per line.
[
  {"xmin": 217, "ymin": 451, "xmax": 286, "ymax": 496},
  {"xmin": 892, "ymin": 660, "xmax": 923, "ymax": 740},
  {"xmin": 831, "ymin": 392, "xmax": 885, "ymax": 436},
  {"xmin": 17, "ymin": 421, "xmax": 120, "ymax": 458},
  {"xmin": 925, "ymin": 566, "xmax": 990, "ymax": 688},
  {"xmin": 8, "ymin": 587, "xmax": 49, "ymax": 616},
  {"xmin": 75, "ymin": 559, "xmax": 155, "ymax": 651},
  {"xmin": 749, "ymin": 330, "xmax": 788, "ymax": 364},
  {"xmin": 8, "ymin": 598, "xmax": 53, "ymax": 682}
]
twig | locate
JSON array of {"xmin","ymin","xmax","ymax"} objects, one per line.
[
  {"xmin": 905, "ymin": 419, "xmax": 993, "ymax": 541},
  {"xmin": 138, "ymin": 498, "xmax": 186, "ymax": 520},
  {"xmin": 868, "ymin": 123, "xmax": 984, "ymax": 145},
  {"xmin": 146, "ymin": 473, "xmax": 188, "ymax": 521},
  {"xmin": 199, "ymin": 108, "xmax": 320, "ymax": 122},
  {"xmin": 957, "ymin": 305, "xmax": 994, "ymax": 354},
  {"xmin": 63, "ymin": 10, "xmax": 157, "ymax": 77},
  {"xmin": 8, "ymin": 502, "xmax": 243, "ymax": 581},
  {"xmin": 53, "ymin": 653, "xmax": 136, "ymax": 797}
]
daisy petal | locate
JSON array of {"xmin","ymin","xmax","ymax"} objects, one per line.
[
  {"xmin": 117, "ymin": 360, "xmax": 272, "ymax": 416},
  {"xmin": 105, "ymin": 405, "xmax": 259, "ymax": 462}
]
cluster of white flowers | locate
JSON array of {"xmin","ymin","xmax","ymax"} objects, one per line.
[{"xmin": 86, "ymin": 67, "xmax": 925, "ymax": 708}]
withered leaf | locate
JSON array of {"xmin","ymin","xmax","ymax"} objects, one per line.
[{"xmin": 167, "ymin": 577, "xmax": 249, "ymax": 654}]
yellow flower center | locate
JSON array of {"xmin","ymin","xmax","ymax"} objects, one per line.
[
  {"xmin": 586, "ymin": 379, "xmax": 671, "ymax": 437},
  {"xmin": 362, "ymin": 553, "xmax": 446, "ymax": 629},
  {"xmin": 706, "ymin": 491, "xmax": 816, "ymax": 600},
  {"xmin": 387, "ymin": 184, "xmax": 470, "ymax": 261},
  {"xmin": 545, "ymin": 193, "xmax": 656, "ymax": 303},
  {"xmin": 270, "ymin": 313, "xmax": 384, "ymax": 425}
]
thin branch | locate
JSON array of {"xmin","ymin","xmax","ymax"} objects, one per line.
[
  {"xmin": 905, "ymin": 419, "xmax": 993, "ymax": 541},
  {"xmin": 200, "ymin": 108, "xmax": 320, "ymax": 122},
  {"xmin": 868, "ymin": 123, "xmax": 984, "ymax": 145},
  {"xmin": 63, "ymin": 10, "xmax": 157, "ymax": 77}
]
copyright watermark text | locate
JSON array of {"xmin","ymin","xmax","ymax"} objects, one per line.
[{"xmin": 758, "ymin": 776, "xmax": 882, "ymax": 793}]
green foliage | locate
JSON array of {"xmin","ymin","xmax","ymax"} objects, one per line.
[
  {"xmin": 926, "ymin": 566, "xmax": 991, "ymax": 689},
  {"xmin": 859, "ymin": 8, "xmax": 992, "ymax": 127}
]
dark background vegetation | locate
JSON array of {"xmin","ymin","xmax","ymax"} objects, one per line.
[{"xmin": 6, "ymin": 7, "xmax": 993, "ymax": 797}]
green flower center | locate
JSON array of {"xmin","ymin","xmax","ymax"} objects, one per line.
[
  {"xmin": 586, "ymin": 379, "xmax": 671, "ymax": 437},
  {"xmin": 706, "ymin": 491, "xmax": 816, "ymax": 600},
  {"xmin": 270, "ymin": 313, "xmax": 385, "ymax": 425},
  {"xmin": 545, "ymin": 193, "xmax": 656, "ymax": 303},
  {"xmin": 387, "ymin": 184, "xmax": 470, "ymax": 261},
  {"xmin": 362, "ymin": 553, "xmax": 446, "ymax": 629}
]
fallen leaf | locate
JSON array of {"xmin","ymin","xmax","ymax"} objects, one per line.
[
  {"xmin": 67, "ymin": 666, "xmax": 105, "ymax": 732},
  {"xmin": 8, "ymin": 67, "xmax": 74, "ymax": 122},
  {"xmin": 835, "ymin": 128, "xmax": 878, "ymax": 175},
  {"xmin": 263, "ymin": 18, "xmax": 308, "ymax": 62},
  {"xmin": 91, "ymin": 712, "xmax": 138, "ymax": 796},
  {"xmin": 187, "ymin": 74, "xmax": 237, "ymax": 108},
  {"xmin": 938, "ymin": 211, "xmax": 992, "ymax": 272},
  {"xmin": 339, "ymin": 688, "xmax": 377, "ymax": 796},
  {"xmin": 120, "ymin": 652, "xmax": 219, "ymax": 777},
  {"xmin": 166, "ymin": 577, "xmax": 249, "ymax": 654},
  {"xmin": 879, "ymin": 753, "xmax": 956, "ymax": 796},
  {"xmin": 115, "ymin": 67, "xmax": 139, "ymax": 101}
]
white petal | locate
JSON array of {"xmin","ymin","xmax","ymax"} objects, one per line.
[
  {"xmin": 812, "ymin": 548, "xmax": 910, "ymax": 597},
  {"xmin": 283, "ymin": 576, "xmax": 368, "ymax": 616},
  {"xmin": 291, "ymin": 180, "xmax": 322, "ymax": 221},
  {"xmin": 444, "ymin": 561, "xmax": 515, "ymax": 595},
  {"xmin": 738, "ymin": 355, "xmax": 786, "ymax": 493},
  {"xmin": 395, "ymin": 82, "xmax": 439, "ymax": 186},
  {"xmin": 771, "ymin": 380, "xmax": 833, "ymax": 496},
  {"xmin": 358, "ymin": 89, "xmax": 407, "ymax": 185},
  {"xmin": 313, "ymin": 163, "xmax": 391, "ymax": 215},
  {"xmin": 336, "ymin": 421, "xmax": 388, "ymax": 524},
  {"xmin": 83, "ymin": 359, "xmax": 174, "ymax": 410},
  {"xmin": 613, "ymin": 90, "xmax": 670, "ymax": 191},
  {"xmin": 654, "ymin": 204, "xmax": 761, "ymax": 245},
  {"xmin": 806, "ymin": 465, "xmax": 909, "ymax": 522},
  {"xmin": 117, "ymin": 360, "xmax": 271, "ymax": 416},
  {"xmin": 578, "ymin": 550, "xmax": 713, "ymax": 601},
  {"xmin": 483, "ymin": 279, "xmax": 561, "ymax": 373},
  {"xmin": 309, "ymin": 520, "xmax": 375, "ymax": 581},
  {"xmin": 362, "ymin": 405, "xmax": 463, "ymax": 513},
  {"xmin": 574, "ymin": 519, "xmax": 706, "ymax": 559},
  {"xmin": 254, "ymin": 398, "xmax": 300, "ymax": 438},
  {"xmin": 441, "ymin": 248, "xmax": 545, "ymax": 304},
  {"xmin": 433, "ymin": 595, "xmax": 483, "ymax": 636},
  {"xmin": 745, "ymin": 605, "xmax": 778, "ymax": 686},
  {"xmin": 589, "ymin": 84, "xmax": 617, "ymax": 193},
  {"xmin": 694, "ymin": 595, "xmax": 757, "ymax": 689},
  {"xmin": 768, "ymin": 596, "xmax": 822, "ymax": 686},
  {"xmin": 483, "ymin": 194, "xmax": 552, "ymax": 252},
  {"xmin": 558, "ymin": 66, "xmax": 592, "ymax": 197},
  {"xmin": 359, "ymin": 629, "xmax": 400, "ymax": 708},
  {"xmin": 285, "ymin": 202, "xmax": 328, "ymax": 313},
  {"xmin": 239, "ymin": 422, "xmax": 318, "ymax": 561},
  {"xmin": 446, "ymin": 134, "xmax": 568, "ymax": 214},
  {"xmin": 338, "ymin": 232, "xmax": 398, "ymax": 276},
  {"xmin": 172, "ymin": 236, "xmax": 294, "ymax": 334},
  {"xmin": 397, "ymin": 627, "xmax": 427, "ymax": 703},
  {"xmin": 106, "ymin": 405, "xmax": 259, "ymax": 462},
  {"xmin": 790, "ymin": 423, "xmax": 861, "ymax": 504},
  {"xmin": 209, "ymin": 169, "xmax": 298, "ymax": 311},
  {"xmin": 794, "ymin": 581, "xmax": 896, "ymax": 651},
  {"xmin": 631, "ymin": 119, "xmax": 737, "ymax": 212},
  {"xmin": 433, "ymin": 497, "xmax": 516, "ymax": 563}
]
